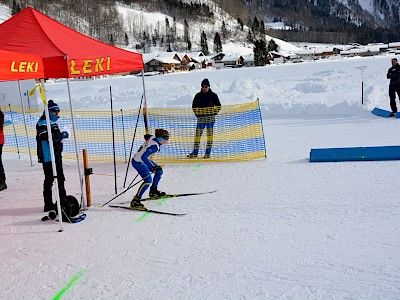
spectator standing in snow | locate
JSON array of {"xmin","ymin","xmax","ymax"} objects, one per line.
[
  {"xmin": 0, "ymin": 108, "xmax": 6, "ymax": 191},
  {"xmin": 130, "ymin": 128, "xmax": 170, "ymax": 210},
  {"xmin": 187, "ymin": 78, "xmax": 221, "ymax": 159},
  {"xmin": 36, "ymin": 100, "xmax": 69, "ymax": 212},
  {"xmin": 387, "ymin": 57, "xmax": 400, "ymax": 117}
]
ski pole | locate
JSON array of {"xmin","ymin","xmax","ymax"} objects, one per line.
[
  {"xmin": 101, "ymin": 173, "xmax": 151, "ymax": 207},
  {"xmin": 123, "ymin": 94, "xmax": 144, "ymax": 188},
  {"xmin": 127, "ymin": 173, "xmax": 139, "ymax": 189}
]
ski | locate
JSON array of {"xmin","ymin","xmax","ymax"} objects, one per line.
[
  {"xmin": 109, "ymin": 205, "xmax": 186, "ymax": 216},
  {"xmin": 118, "ymin": 190, "xmax": 217, "ymax": 204}
]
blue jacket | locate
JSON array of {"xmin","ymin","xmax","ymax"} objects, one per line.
[{"xmin": 36, "ymin": 113, "xmax": 64, "ymax": 163}]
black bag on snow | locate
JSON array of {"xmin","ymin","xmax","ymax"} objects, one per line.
[{"xmin": 58, "ymin": 195, "xmax": 80, "ymax": 221}]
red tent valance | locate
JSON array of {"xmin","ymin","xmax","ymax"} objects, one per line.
[
  {"xmin": 0, "ymin": 49, "xmax": 44, "ymax": 80},
  {"xmin": 0, "ymin": 7, "xmax": 143, "ymax": 79}
]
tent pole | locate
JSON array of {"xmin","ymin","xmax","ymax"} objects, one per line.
[
  {"xmin": 17, "ymin": 81, "xmax": 33, "ymax": 166},
  {"xmin": 109, "ymin": 86, "xmax": 117, "ymax": 194},
  {"xmin": 8, "ymin": 104, "xmax": 20, "ymax": 159},
  {"xmin": 66, "ymin": 79, "xmax": 86, "ymax": 210},
  {"xmin": 140, "ymin": 70, "xmax": 149, "ymax": 133},
  {"xmin": 39, "ymin": 80, "xmax": 64, "ymax": 232}
]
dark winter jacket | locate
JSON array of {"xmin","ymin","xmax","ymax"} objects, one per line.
[
  {"xmin": 0, "ymin": 110, "xmax": 4, "ymax": 145},
  {"xmin": 192, "ymin": 88, "xmax": 221, "ymax": 117},
  {"xmin": 36, "ymin": 113, "xmax": 64, "ymax": 163},
  {"xmin": 387, "ymin": 63, "xmax": 400, "ymax": 85}
]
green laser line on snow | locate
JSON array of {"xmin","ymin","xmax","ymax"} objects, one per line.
[{"xmin": 52, "ymin": 269, "xmax": 86, "ymax": 300}]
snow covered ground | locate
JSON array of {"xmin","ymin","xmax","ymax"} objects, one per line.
[{"xmin": 1, "ymin": 54, "xmax": 400, "ymax": 299}]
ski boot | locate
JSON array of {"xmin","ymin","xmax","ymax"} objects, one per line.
[
  {"xmin": 130, "ymin": 195, "xmax": 146, "ymax": 211},
  {"xmin": 149, "ymin": 186, "xmax": 166, "ymax": 198},
  {"xmin": 44, "ymin": 202, "xmax": 55, "ymax": 212},
  {"xmin": 0, "ymin": 182, "xmax": 7, "ymax": 191}
]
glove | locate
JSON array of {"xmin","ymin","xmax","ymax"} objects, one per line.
[
  {"xmin": 152, "ymin": 165, "xmax": 163, "ymax": 172},
  {"xmin": 62, "ymin": 131, "xmax": 69, "ymax": 139}
]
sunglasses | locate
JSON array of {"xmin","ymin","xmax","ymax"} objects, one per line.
[
  {"xmin": 163, "ymin": 135, "xmax": 170, "ymax": 140},
  {"xmin": 202, "ymin": 85, "xmax": 209, "ymax": 88}
]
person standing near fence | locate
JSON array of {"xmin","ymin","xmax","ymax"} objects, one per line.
[
  {"xmin": 0, "ymin": 108, "xmax": 7, "ymax": 191},
  {"xmin": 387, "ymin": 57, "xmax": 400, "ymax": 117},
  {"xmin": 36, "ymin": 100, "xmax": 69, "ymax": 212},
  {"xmin": 187, "ymin": 78, "xmax": 221, "ymax": 159}
]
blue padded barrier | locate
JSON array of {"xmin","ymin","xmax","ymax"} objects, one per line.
[
  {"xmin": 364, "ymin": 146, "xmax": 400, "ymax": 161},
  {"xmin": 310, "ymin": 146, "xmax": 400, "ymax": 162},
  {"xmin": 371, "ymin": 107, "xmax": 400, "ymax": 118},
  {"xmin": 371, "ymin": 108, "xmax": 393, "ymax": 118},
  {"xmin": 310, "ymin": 147, "xmax": 365, "ymax": 162}
]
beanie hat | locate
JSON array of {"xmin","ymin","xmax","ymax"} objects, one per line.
[
  {"xmin": 48, "ymin": 100, "xmax": 60, "ymax": 111},
  {"xmin": 201, "ymin": 78, "xmax": 210, "ymax": 87}
]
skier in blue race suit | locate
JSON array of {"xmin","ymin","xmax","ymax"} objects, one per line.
[{"xmin": 130, "ymin": 128, "xmax": 170, "ymax": 210}]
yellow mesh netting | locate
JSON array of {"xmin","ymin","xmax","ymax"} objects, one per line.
[{"xmin": 2, "ymin": 100, "xmax": 266, "ymax": 163}]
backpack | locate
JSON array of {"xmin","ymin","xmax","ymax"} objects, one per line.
[
  {"xmin": 41, "ymin": 195, "xmax": 86, "ymax": 223},
  {"xmin": 60, "ymin": 195, "xmax": 80, "ymax": 219}
]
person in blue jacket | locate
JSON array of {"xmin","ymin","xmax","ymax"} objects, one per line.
[
  {"xmin": 36, "ymin": 100, "xmax": 69, "ymax": 212},
  {"xmin": 130, "ymin": 128, "xmax": 170, "ymax": 210},
  {"xmin": 187, "ymin": 78, "xmax": 221, "ymax": 159}
]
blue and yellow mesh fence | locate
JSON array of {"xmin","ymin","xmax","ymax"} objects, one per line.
[{"xmin": 2, "ymin": 100, "xmax": 266, "ymax": 163}]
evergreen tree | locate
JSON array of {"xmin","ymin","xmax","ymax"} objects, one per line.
[
  {"xmin": 124, "ymin": 33, "xmax": 129, "ymax": 46},
  {"xmin": 237, "ymin": 17, "xmax": 244, "ymax": 31},
  {"xmin": 260, "ymin": 21, "xmax": 265, "ymax": 36},
  {"xmin": 213, "ymin": 32, "xmax": 223, "ymax": 54},
  {"xmin": 252, "ymin": 17, "xmax": 260, "ymax": 35},
  {"xmin": 109, "ymin": 33, "xmax": 114, "ymax": 46},
  {"xmin": 11, "ymin": 0, "xmax": 19, "ymax": 15},
  {"xmin": 171, "ymin": 17, "xmax": 177, "ymax": 45},
  {"xmin": 247, "ymin": 29, "xmax": 254, "ymax": 44},
  {"xmin": 221, "ymin": 21, "xmax": 228, "ymax": 41},
  {"xmin": 253, "ymin": 39, "xmax": 268, "ymax": 66},
  {"xmin": 153, "ymin": 29, "xmax": 159, "ymax": 47},
  {"xmin": 184, "ymin": 19, "xmax": 191, "ymax": 50},
  {"xmin": 268, "ymin": 39, "xmax": 278, "ymax": 52},
  {"xmin": 165, "ymin": 18, "xmax": 171, "ymax": 51},
  {"xmin": 201, "ymin": 30, "xmax": 209, "ymax": 55}
]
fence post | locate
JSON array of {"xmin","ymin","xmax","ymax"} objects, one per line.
[{"xmin": 83, "ymin": 149, "xmax": 92, "ymax": 207}]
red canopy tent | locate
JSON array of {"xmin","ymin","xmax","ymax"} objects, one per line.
[
  {"xmin": 0, "ymin": 7, "xmax": 143, "ymax": 78},
  {"xmin": 0, "ymin": 7, "xmax": 146, "ymax": 230},
  {"xmin": 0, "ymin": 49, "xmax": 44, "ymax": 80}
]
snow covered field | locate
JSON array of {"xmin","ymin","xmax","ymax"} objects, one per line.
[{"xmin": 1, "ymin": 55, "xmax": 400, "ymax": 299}]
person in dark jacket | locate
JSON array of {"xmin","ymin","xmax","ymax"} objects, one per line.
[
  {"xmin": 187, "ymin": 78, "xmax": 221, "ymax": 159},
  {"xmin": 36, "ymin": 100, "xmax": 69, "ymax": 212},
  {"xmin": 387, "ymin": 58, "xmax": 400, "ymax": 117},
  {"xmin": 0, "ymin": 109, "xmax": 6, "ymax": 191}
]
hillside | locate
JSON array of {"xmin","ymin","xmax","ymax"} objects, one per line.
[{"xmin": 1, "ymin": 0, "xmax": 400, "ymax": 51}]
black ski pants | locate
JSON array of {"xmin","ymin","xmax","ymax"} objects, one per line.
[
  {"xmin": 42, "ymin": 159, "xmax": 66, "ymax": 206},
  {"xmin": 389, "ymin": 84, "xmax": 400, "ymax": 113}
]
